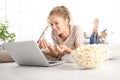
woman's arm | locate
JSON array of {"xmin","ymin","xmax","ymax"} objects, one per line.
[
  {"xmin": 38, "ymin": 39, "xmax": 60, "ymax": 57},
  {"xmin": 47, "ymin": 45, "xmax": 60, "ymax": 57}
]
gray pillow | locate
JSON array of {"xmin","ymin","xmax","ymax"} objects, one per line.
[{"xmin": 0, "ymin": 50, "xmax": 14, "ymax": 63}]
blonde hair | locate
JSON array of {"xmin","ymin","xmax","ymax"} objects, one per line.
[{"xmin": 48, "ymin": 6, "xmax": 71, "ymax": 24}]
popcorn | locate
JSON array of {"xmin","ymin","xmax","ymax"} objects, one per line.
[{"xmin": 71, "ymin": 44, "xmax": 106, "ymax": 69}]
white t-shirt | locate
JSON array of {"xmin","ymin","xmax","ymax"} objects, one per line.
[{"xmin": 51, "ymin": 25, "xmax": 84, "ymax": 50}]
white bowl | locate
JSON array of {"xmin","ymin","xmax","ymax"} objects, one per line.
[{"xmin": 71, "ymin": 44, "xmax": 106, "ymax": 69}]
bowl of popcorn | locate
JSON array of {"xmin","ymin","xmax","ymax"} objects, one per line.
[{"xmin": 71, "ymin": 44, "xmax": 106, "ymax": 69}]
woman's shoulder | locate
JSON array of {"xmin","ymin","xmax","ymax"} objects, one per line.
[{"xmin": 71, "ymin": 25, "xmax": 82, "ymax": 31}]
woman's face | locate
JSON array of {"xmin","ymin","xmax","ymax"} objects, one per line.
[{"xmin": 49, "ymin": 15, "xmax": 68, "ymax": 35}]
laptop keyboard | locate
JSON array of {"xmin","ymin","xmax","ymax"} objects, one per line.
[
  {"xmin": 48, "ymin": 61, "xmax": 57, "ymax": 64},
  {"xmin": 49, "ymin": 62, "xmax": 56, "ymax": 64}
]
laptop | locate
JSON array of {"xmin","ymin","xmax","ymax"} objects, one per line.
[{"xmin": 3, "ymin": 40, "xmax": 65, "ymax": 67}]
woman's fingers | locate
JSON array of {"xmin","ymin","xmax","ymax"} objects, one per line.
[
  {"xmin": 38, "ymin": 39, "xmax": 51, "ymax": 48},
  {"xmin": 42, "ymin": 39, "xmax": 48, "ymax": 48},
  {"xmin": 55, "ymin": 44, "xmax": 64, "ymax": 53},
  {"xmin": 39, "ymin": 39, "xmax": 45, "ymax": 48},
  {"xmin": 59, "ymin": 45, "xmax": 66, "ymax": 53}
]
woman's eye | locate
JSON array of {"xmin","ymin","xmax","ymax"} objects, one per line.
[
  {"xmin": 50, "ymin": 24, "xmax": 53, "ymax": 26},
  {"xmin": 55, "ymin": 23, "xmax": 58, "ymax": 25},
  {"xmin": 50, "ymin": 22, "xmax": 58, "ymax": 26}
]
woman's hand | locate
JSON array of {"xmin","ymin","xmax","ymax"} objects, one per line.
[
  {"xmin": 55, "ymin": 44, "xmax": 72, "ymax": 54},
  {"xmin": 37, "ymin": 40, "xmax": 72, "ymax": 57},
  {"xmin": 37, "ymin": 39, "xmax": 60, "ymax": 57},
  {"xmin": 37, "ymin": 39, "xmax": 51, "ymax": 48}
]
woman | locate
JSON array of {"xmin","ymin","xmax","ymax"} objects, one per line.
[{"xmin": 38, "ymin": 6, "xmax": 84, "ymax": 60}]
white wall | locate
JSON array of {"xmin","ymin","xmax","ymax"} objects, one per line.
[
  {"xmin": 33, "ymin": 0, "xmax": 119, "ymax": 44},
  {"xmin": 0, "ymin": 0, "xmax": 119, "ymax": 44}
]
